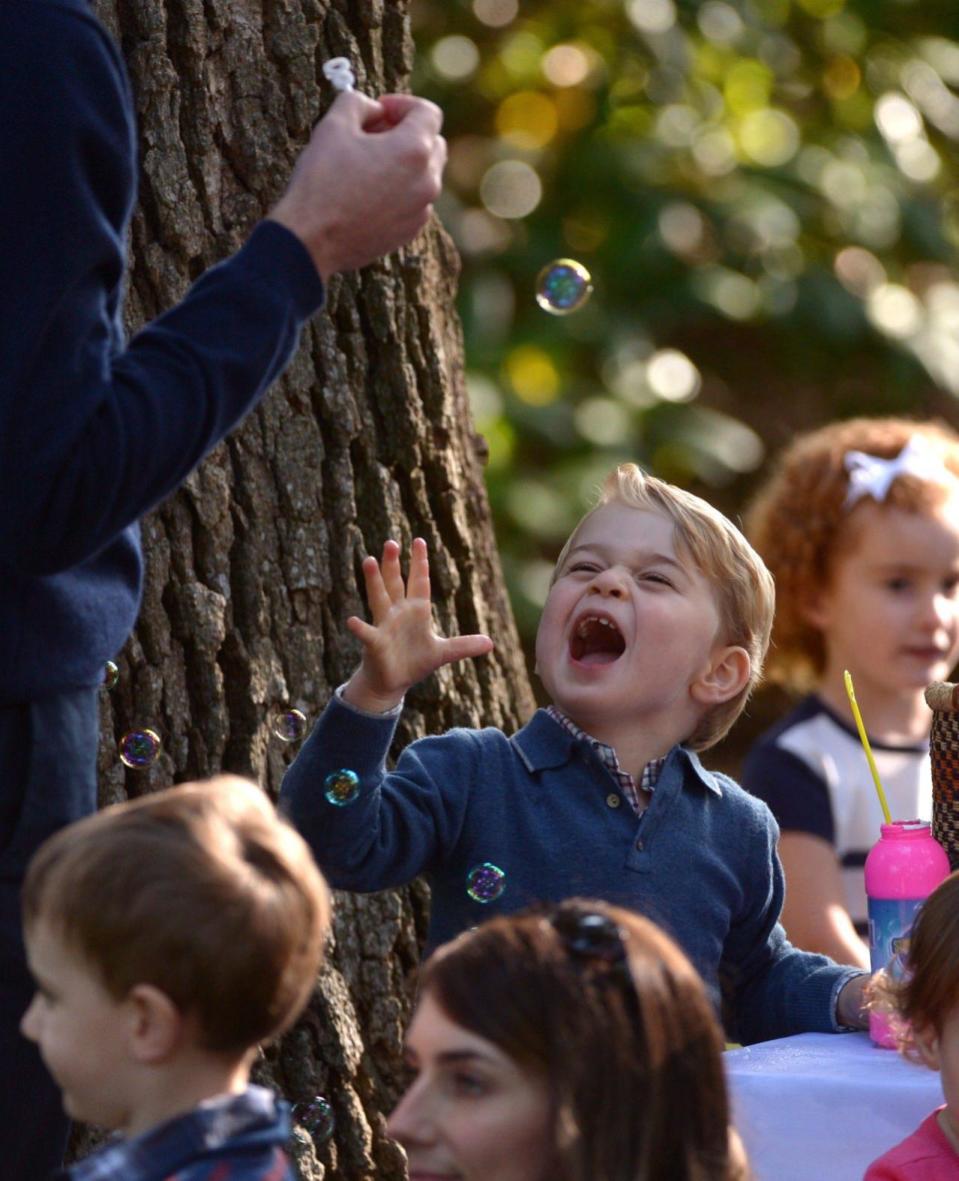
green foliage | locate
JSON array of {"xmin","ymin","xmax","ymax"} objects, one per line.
[{"xmin": 412, "ymin": 0, "xmax": 959, "ymax": 644}]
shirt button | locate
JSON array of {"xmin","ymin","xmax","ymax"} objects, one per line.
[
  {"xmin": 606, "ymin": 793, "xmax": 621, "ymax": 809},
  {"xmin": 635, "ymin": 838, "xmax": 644, "ymax": 851}
]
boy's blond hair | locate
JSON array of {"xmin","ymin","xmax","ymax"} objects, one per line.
[
  {"xmin": 554, "ymin": 464, "xmax": 774, "ymax": 750},
  {"xmin": 23, "ymin": 775, "xmax": 330, "ymax": 1054},
  {"xmin": 745, "ymin": 417, "xmax": 959, "ymax": 690}
]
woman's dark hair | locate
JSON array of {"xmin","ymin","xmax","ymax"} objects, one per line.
[{"xmin": 418, "ymin": 899, "xmax": 746, "ymax": 1181}]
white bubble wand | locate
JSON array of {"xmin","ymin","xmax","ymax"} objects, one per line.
[{"xmin": 322, "ymin": 57, "xmax": 356, "ymax": 92}]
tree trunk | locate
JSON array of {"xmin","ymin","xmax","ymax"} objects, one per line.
[{"xmin": 85, "ymin": 1, "xmax": 534, "ymax": 1175}]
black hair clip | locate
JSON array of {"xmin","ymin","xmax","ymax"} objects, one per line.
[{"xmin": 551, "ymin": 907, "xmax": 628, "ymax": 966}]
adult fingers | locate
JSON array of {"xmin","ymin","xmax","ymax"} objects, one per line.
[
  {"xmin": 376, "ymin": 93, "xmax": 444, "ymax": 134},
  {"xmin": 326, "ymin": 88, "xmax": 386, "ymax": 129}
]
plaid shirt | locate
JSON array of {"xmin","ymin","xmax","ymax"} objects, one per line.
[
  {"xmin": 545, "ymin": 706, "xmax": 665, "ymax": 816},
  {"xmin": 58, "ymin": 1087, "xmax": 293, "ymax": 1181}
]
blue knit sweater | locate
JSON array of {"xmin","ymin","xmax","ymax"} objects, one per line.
[
  {"xmin": 0, "ymin": 0, "xmax": 324, "ymax": 704},
  {"xmin": 281, "ymin": 696, "xmax": 863, "ymax": 1044}
]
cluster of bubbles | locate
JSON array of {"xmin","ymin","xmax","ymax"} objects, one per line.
[
  {"xmin": 292, "ymin": 1095, "xmax": 336, "ymax": 1143},
  {"xmin": 106, "ymin": 662, "xmax": 311, "ymax": 770},
  {"xmin": 466, "ymin": 861, "xmax": 507, "ymax": 903},
  {"xmin": 535, "ymin": 258, "xmax": 593, "ymax": 315}
]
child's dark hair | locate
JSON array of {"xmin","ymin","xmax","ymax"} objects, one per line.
[
  {"xmin": 419, "ymin": 898, "xmax": 747, "ymax": 1181},
  {"xmin": 22, "ymin": 775, "xmax": 330, "ymax": 1054}
]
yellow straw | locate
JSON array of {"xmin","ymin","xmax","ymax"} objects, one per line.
[{"xmin": 843, "ymin": 669, "xmax": 892, "ymax": 825}]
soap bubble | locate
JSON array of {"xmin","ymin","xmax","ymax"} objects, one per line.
[
  {"xmin": 292, "ymin": 1095, "xmax": 335, "ymax": 1143},
  {"xmin": 324, "ymin": 768, "xmax": 360, "ymax": 807},
  {"xmin": 466, "ymin": 862, "xmax": 507, "ymax": 903},
  {"xmin": 119, "ymin": 728, "xmax": 162, "ymax": 770},
  {"xmin": 103, "ymin": 661, "xmax": 119, "ymax": 690},
  {"xmin": 272, "ymin": 708, "xmax": 307, "ymax": 742},
  {"xmin": 535, "ymin": 258, "xmax": 593, "ymax": 315}
]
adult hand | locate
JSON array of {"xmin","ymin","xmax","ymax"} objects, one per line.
[
  {"xmin": 269, "ymin": 90, "xmax": 446, "ymax": 281},
  {"xmin": 342, "ymin": 538, "xmax": 493, "ymax": 714}
]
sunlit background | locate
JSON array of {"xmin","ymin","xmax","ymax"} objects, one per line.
[{"xmin": 411, "ymin": 0, "xmax": 959, "ymax": 753}]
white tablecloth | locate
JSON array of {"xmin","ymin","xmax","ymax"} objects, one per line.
[{"xmin": 725, "ymin": 1032, "xmax": 942, "ymax": 1181}]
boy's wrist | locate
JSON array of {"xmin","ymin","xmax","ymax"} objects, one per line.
[
  {"xmin": 835, "ymin": 973, "xmax": 870, "ymax": 1030},
  {"xmin": 341, "ymin": 670, "xmax": 406, "ymax": 715}
]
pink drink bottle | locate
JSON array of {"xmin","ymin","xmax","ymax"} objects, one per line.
[{"xmin": 864, "ymin": 820, "xmax": 950, "ymax": 1048}]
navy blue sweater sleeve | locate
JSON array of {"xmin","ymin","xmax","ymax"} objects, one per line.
[
  {"xmin": 0, "ymin": 0, "xmax": 324, "ymax": 575},
  {"xmin": 280, "ymin": 694, "xmax": 475, "ymax": 890},
  {"xmin": 742, "ymin": 742, "xmax": 835, "ymax": 844},
  {"xmin": 718, "ymin": 791, "xmax": 860, "ymax": 1042}
]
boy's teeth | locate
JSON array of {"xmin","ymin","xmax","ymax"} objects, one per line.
[{"xmin": 577, "ymin": 616, "xmax": 615, "ymax": 636}]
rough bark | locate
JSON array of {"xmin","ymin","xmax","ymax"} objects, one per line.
[{"xmin": 84, "ymin": 0, "xmax": 535, "ymax": 1175}]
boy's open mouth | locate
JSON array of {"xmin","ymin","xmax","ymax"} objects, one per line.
[{"xmin": 570, "ymin": 615, "xmax": 626, "ymax": 665}]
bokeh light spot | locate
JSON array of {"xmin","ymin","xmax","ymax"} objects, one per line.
[
  {"xmin": 479, "ymin": 160, "xmax": 542, "ymax": 219},
  {"xmin": 627, "ymin": 0, "xmax": 676, "ymax": 35},
  {"xmin": 431, "ymin": 35, "xmax": 480, "ymax": 82},
  {"xmin": 866, "ymin": 284, "xmax": 923, "ymax": 339},
  {"xmin": 738, "ymin": 109, "xmax": 800, "ymax": 167},
  {"xmin": 646, "ymin": 350, "xmax": 702, "ymax": 402},
  {"xmin": 495, "ymin": 91, "xmax": 559, "ymax": 150},
  {"xmin": 472, "ymin": 0, "xmax": 517, "ymax": 27},
  {"xmin": 505, "ymin": 345, "xmax": 560, "ymax": 404}
]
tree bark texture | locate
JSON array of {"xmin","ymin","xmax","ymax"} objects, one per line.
[{"xmin": 84, "ymin": 1, "xmax": 535, "ymax": 1176}]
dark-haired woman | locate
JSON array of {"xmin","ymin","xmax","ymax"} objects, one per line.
[{"xmin": 388, "ymin": 899, "xmax": 749, "ymax": 1181}]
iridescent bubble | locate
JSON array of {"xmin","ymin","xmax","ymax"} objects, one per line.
[
  {"xmin": 118, "ymin": 728, "xmax": 162, "ymax": 770},
  {"xmin": 103, "ymin": 661, "xmax": 119, "ymax": 690},
  {"xmin": 324, "ymin": 768, "xmax": 360, "ymax": 807},
  {"xmin": 272, "ymin": 708, "xmax": 307, "ymax": 743},
  {"xmin": 292, "ymin": 1095, "xmax": 335, "ymax": 1143},
  {"xmin": 466, "ymin": 862, "xmax": 506, "ymax": 903},
  {"xmin": 535, "ymin": 258, "xmax": 593, "ymax": 315}
]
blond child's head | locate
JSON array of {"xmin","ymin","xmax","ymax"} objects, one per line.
[
  {"xmin": 544, "ymin": 464, "xmax": 774, "ymax": 751},
  {"xmin": 22, "ymin": 775, "xmax": 331, "ymax": 1056},
  {"xmin": 745, "ymin": 417, "xmax": 959, "ymax": 690}
]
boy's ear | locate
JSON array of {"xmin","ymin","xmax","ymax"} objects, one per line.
[
  {"xmin": 912, "ymin": 1021, "xmax": 942, "ymax": 1073},
  {"xmin": 690, "ymin": 645, "xmax": 751, "ymax": 707},
  {"xmin": 124, "ymin": 984, "xmax": 186, "ymax": 1065}
]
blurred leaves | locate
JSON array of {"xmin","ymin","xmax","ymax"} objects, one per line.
[{"xmin": 411, "ymin": 0, "xmax": 959, "ymax": 645}]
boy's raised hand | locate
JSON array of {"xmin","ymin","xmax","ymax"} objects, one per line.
[{"xmin": 342, "ymin": 538, "xmax": 494, "ymax": 713}]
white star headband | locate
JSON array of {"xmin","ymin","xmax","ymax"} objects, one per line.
[
  {"xmin": 843, "ymin": 435, "xmax": 955, "ymax": 508},
  {"xmin": 323, "ymin": 57, "xmax": 356, "ymax": 92}
]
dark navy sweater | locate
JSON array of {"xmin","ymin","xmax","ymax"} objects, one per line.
[
  {"xmin": 282, "ymin": 696, "xmax": 864, "ymax": 1045},
  {"xmin": 0, "ymin": 0, "xmax": 325, "ymax": 703}
]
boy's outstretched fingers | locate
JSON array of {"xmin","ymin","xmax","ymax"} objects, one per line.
[
  {"xmin": 407, "ymin": 537, "xmax": 431, "ymax": 602},
  {"xmin": 440, "ymin": 632, "xmax": 495, "ymax": 663},
  {"xmin": 377, "ymin": 539, "xmax": 406, "ymax": 607},
  {"xmin": 359, "ymin": 550, "xmax": 395, "ymax": 622}
]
